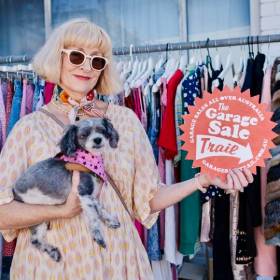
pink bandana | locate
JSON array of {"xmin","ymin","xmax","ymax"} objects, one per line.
[{"xmin": 60, "ymin": 149, "xmax": 107, "ymax": 182}]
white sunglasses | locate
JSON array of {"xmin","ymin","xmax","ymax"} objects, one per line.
[{"xmin": 61, "ymin": 48, "xmax": 108, "ymax": 71}]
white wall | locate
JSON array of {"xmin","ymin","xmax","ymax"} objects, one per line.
[{"xmin": 259, "ymin": 0, "xmax": 280, "ymax": 60}]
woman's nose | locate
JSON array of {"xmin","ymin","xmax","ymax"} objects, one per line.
[{"xmin": 82, "ymin": 58, "xmax": 92, "ymax": 71}]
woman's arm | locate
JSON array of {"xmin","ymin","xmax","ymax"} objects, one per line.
[
  {"xmin": 150, "ymin": 168, "xmax": 253, "ymax": 213},
  {"xmin": 0, "ymin": 171, "xmax": 82, "ymax": 230}
]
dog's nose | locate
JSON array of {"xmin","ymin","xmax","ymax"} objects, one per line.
[{"xmin": 94, "ymin": 137, "xmax": 102, "ymax": 145}]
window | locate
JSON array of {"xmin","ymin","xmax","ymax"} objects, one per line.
[
  {"xmin": 0, "ymin": 0, "xmax": 45, "ymax": 56},
  {"xmin": 51, "ymin": 0, "xmax": 182, "ymax": 48}
]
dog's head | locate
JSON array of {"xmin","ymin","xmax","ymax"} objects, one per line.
[{"xmin": 59, "ymin": 118, "xmax": 119, "ymax": 156}]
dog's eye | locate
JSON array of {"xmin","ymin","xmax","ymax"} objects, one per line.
[{"xmin": 79, "ymin": 134, "xmax": 87, "ymax": 139}]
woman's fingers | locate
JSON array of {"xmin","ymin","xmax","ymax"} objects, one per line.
[
  {"xmin": 226, "ymin": 172, "xmax": 233, "ymax": 189},
  {"xmin": 229, "ymin": 170, "xmax": 242, "ymax": 190},
  {"xmin": 72, "ymin": 170, "xmax": 80, "ymax": 193},
  {"xmin": 242, "ymin": 167, "xmax": 254, "ymax": 184},
  {"xmin": 232, "ymin": 168, "xmax": 248, "ymax": 187}
]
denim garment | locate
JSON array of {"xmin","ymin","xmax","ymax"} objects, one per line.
[
  {"xmin": 7, "ymin": 79, "xmax": 22, "ymax": 134},
  {"xmin": 147, "ymin": 67, "xmax": 164, "ymax": 161},
  {"xmin": 146, "ymin": 69, "xmax": 165, "ymax": 261},
  {"xmin": 32, "ymin": 78, "xmax": 45, "ymax": 112}
]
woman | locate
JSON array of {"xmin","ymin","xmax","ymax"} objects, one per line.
[{"xmin": 0, "ymin": 18, "xmax": 253, "ymax": 279}]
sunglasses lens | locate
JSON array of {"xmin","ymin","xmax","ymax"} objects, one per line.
[
  {"xmin": 92, "ymin": 57, "xmax": 107, "ymax": 70},
  {"xmin": 69, "ymin": 51, "xmax": 85, "ymax": 65}
]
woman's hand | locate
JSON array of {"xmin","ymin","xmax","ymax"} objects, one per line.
[
  {"xmin": 198, "ymin": 168, "xmax": 254, "ymax": 191},
  {"xmin": 57, "ymin": 171, "xmax": 82, "ymax": 218}
]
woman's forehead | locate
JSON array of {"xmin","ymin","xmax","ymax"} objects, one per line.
[{"xmin": 66, "ymin": 45, "xmax": 102, "ymax": 55}]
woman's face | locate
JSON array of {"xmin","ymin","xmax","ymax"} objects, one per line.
[{"xmin": 60, "ymin": 46, "xmax": 104, "ymax": 96}]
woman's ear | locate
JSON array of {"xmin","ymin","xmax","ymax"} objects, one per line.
[{"xmin": 59, "ymin": 125, "xmax": 78, "ymax": 156}]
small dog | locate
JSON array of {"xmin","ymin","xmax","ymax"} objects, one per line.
[{"xmin": 13, "ymin": 118, "xmax": 120, "ymax": 262}]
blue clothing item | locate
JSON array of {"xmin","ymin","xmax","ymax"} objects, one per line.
[
  {"xmin": 181, "ymin": 67, "xmax": 201, "ymax": 114},
  {"xmin": 146, "ymin": 86, "xmax": 160, "ymax": 162},
  {"xmin": 147, "ymin": 219, "xmax": 161, "ymax": 261},
  {"xmin": 32, "ymin": 78, "xmax": 45, "ymax": 112},
  {"xmin": 145, "ymin": 69, "xmax": 165, "ymax": 261},
  {"xmin": 7, "ymin": 79, "xmax": 23, "ymax": 134}
]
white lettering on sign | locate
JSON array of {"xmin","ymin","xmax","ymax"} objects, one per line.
[
  {"xmin": 196, "ymin": 135, "xmax": 253, "ymax": 164},
  {"xmin": 204, "ymin": 107, "xmax": 258, "ymax": 140}
]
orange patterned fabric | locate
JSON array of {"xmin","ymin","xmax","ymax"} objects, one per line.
[{"xmin": 0, "ymin": 103, "xmax": 161, "ymax": 279}]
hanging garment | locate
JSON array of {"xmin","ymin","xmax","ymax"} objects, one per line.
[
  {"xmin": 241, "ymin": 58, "xmax": 254, "ymax": 93},
  {"xmin": 181, "ymin": 67, "xmax": 201, "ymax": 114},
  {"xmin": 1, "ymin": 80, "xmax": 8, "ymax": 106},
  {"xmin": 5, "ymin": 80, "xmax": 13, "ymax": 132},
  {"xmin": 179, "ymin": 67, "xmax": 202, "ymax": 256},
  {"xmin": 0, "ymin": 80, "xmax": 6, "ymax": 147},
  {"xmin": 213, "ymin": 195, "xmax": 234, "ymax": 280},
  {"xmin": 174, "ymin": 78, "xmax": 183, "ymax": 164},
  {"xmin": 254, "ymin": 66, "xmax": 277, "ymax": 278},
  {"xmin": 146, "ymin": 76, "xmax": 162, "ymax": 262},
  {"xmin": 25, "ymin": 82, "xmax": 35, "ymax": 114},
  {"xmin": 230, "ymin": 192, "xmax": 252, "ymax": 280},
  {"xmin": 43, "ymin": 81, "xmax": 55, "ymax": 104},
  {"xmin": 151, "ymin": 259, "xmax": 173, "ymax": 280},
  {"xmin": 164, "ymin": 159, "xmax": 184, "ymax": 265},
  {"xmin": 19, "ymin": 79, "xmax": 27, "ymax": 118},
  {"xmin": 158, "ymin": 69, "xmax": 183, "ymax": 159},
  {"xmin": 32, "ymin": 78, "xmax": 45, "ymax": 111},
  {"xmin": 7, "ymin": 79, "xmax": 23, "ymax": 134},
  {"xmin": 200, "ymin": 200, "xmax": 211, "ymax": 242},
  {"xmin": 251, "ymin": 52, "xmax": 266, "ymax": 99},
  {"xmin": 235, "ymin": 52, "xmax": 264, "ymax": 265},
  {"xmin": 207, "ymin": 63, "xmax": 223, "ymax": 92}
]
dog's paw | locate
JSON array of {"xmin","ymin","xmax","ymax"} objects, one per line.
[
  {"xmin": 49, "ymin": 247, "xmax": 62, "ymax": 262},
  {"xmin": 108, "ymin": 218, "xmax": 121, "ymax": 229}
]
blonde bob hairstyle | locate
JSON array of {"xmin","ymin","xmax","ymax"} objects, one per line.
[{"xmin": 32, "ymin": 18, "xmax": 123, "ymax": 95}]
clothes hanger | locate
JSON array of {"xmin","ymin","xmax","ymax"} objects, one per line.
[
  {"xmin": 155, "ymin": 44, "xmax": 166, "ymax": 73},
  {"xmin": 213, "ymin": 40, "xmax": 221, "ymax": 71},
  {"xmin": 263, "ymin": 35, "xmax": 271, "ymax": 72},
  {"xmin": 153, "ymin": 43, "xmax": 171, "ymax": 91},
  {"xmin": 205, "ymin": 38, "xmax": 212, "ymax": 68},
  {"xmin": 216, "ymin": 41, "xmax": 232, "ymax": 81},
  {"xmin": 132, "ymin": 46, "xmax": 151, "ymax": 87},
  {"xmin": 248, "ymin": 36, "xmax": 254, "ymax": 59},
  {"xmin": 136, "ymin": 46, "xmax": 155, "ymax": 87}
]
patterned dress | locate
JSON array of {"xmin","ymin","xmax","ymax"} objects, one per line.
[{"xmin": 0, "ymin": 103, "xmax": 161, "ymax": 280}]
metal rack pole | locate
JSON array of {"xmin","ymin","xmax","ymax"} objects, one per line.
[{"xmin": 0, "ymin": 34, "xmax": 280, "ymax": 64}]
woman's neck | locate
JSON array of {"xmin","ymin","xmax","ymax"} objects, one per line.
[{"xmin": 59, "ymin": 84, "xmax": 85, "ymax": 102}]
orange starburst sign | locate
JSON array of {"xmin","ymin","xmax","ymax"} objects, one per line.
[{"xmin": 180, "ymin": 86, "xmax": 276, "ymax": 180}]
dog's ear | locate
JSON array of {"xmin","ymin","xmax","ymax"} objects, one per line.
[
  {"xmin": 102, "ymin": 119, "xmax": 119, "ymax": 148},
  {"xmin": 59, "ymin": 125, "xmax": 79, "ymax": 156}
]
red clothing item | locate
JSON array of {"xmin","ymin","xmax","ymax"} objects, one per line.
[
  {"xmin": 3, "ymin": 239, "xmax": 16, "ymax": 257},
  {"xmin": 158, "ymin": 69, "xmax": 183, "ymax": 159},
  {"xmin": 43, "ymin": 81, "xmax": 55, "ymax": 104}
]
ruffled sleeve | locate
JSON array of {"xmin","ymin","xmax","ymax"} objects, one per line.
[{"xmin": 130, "ymin": 110, "xmax": 163, "ymax": 228}]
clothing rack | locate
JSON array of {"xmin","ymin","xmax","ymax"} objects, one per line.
[
  {"xmin": 0, "ymin": 34, "xmax": 280, "ymax": 65},
  {"xmin": 0, "ymin": 70, "xmax": 34, "ymax": 79}
]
